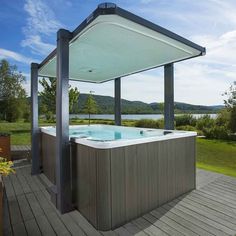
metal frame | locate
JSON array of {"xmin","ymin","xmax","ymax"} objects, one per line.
[
  {"xmin": 55, "ymin": 29, "xmax": 73, "ymax": 213},
  {"xmin": 31, "ymin": 2, "xmax": 206, "ymax": 214},
  {"xmin": 31, "ymin": 63, "xmax": 40, "ymax": 175},
  {"xmin": 164, "ymin": 63, "xmax": 174, "ymax": 130},
  {"xmin": 114, "ymin": 78, "xmax": 121, "ymax": 125},
  {"xmin": 38, "ymin": 3, "xmax": 205, "ymax": 71},
  {"xmin": 38, "ymin": 52, "xmax": 202, "ymax": 84}
]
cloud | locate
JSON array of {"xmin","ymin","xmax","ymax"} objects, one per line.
[
  {"xmin": 133, "ymin": 0, "xmax": 236, "ymax": 105},
  {"xmin": 208, "ymin": 0, "xmax": 236, "ymax": 27},
  {"xmin": 69, "ymin": 70, "xmax": 165, "ymax": 104},
  {"xmin": 21, "ymin": 35, "xmax": 54, "ymax": 56},
  {"xmin": 68, "ymin": 60, "xmax": 234, "ymax": 106},
  {"xmin": 192, "ymin": 30, "xmax": 236, "ymax": 67},
  {"xmin": 174, "ymin": 62, "xmax": 234, "ymax": 105},
  {"xmin": 134, "ymin": 0, "xmax": 236, "ymax": 36},
  {"xmin": 22, "ymin": 0, "xmax": 63, "ymax": 56},
  {"xmin": 22, "ymin": 73, "xmax": 30, "ymax": 95},
  {"xmin": 23, "ymin": 0, "xmax": 62, "ymax": 35},
  {"xmin": 19, "ymin": 0, "xmax": 236, "ymax": 105},
  {"xmin": 0, "ymin": 48, "xmax": 37, "ymax": 64}
]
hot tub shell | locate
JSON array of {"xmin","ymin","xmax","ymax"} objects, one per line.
[{"xmin": 40, "ymin": 126, "xmax": 196, "ymax": 230}]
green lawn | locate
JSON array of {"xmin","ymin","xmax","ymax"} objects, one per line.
[
  {"xmin": 0, "ymin": 120, "xmax": 136, "ymax": 145},
  {"xmin": 0, "ymin": 122, "xmax": 31, "ymax": 145},
  {"xmin": 197, "ymin": 138, "xmax": 236, "ymax": 177},
  {"xmin": 1, "ymin": 121, "xmax": 235, "ymax": 177}
]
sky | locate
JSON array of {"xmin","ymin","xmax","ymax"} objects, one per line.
[{"xmin": 0, "ymin": 0, "xmax": 236, "ymax": 105}]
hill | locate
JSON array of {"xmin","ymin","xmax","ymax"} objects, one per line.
[{"xmin": 76, "ymin": 93, "xmax": 223, "ymax": 114}]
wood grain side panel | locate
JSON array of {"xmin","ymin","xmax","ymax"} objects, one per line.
[
  {"xmin": 76, "ymin": 144, "xmax": 90, "ymax": 221},
  {"xmin": 74, "ymin": 144, "xmax": 97, "ymax": 228},
  {"xmin": 41, "ymin": 133, "xmax": 56, "ymax": 184},
  {"xmin": 147, "ymin": 142, "xmax": 159, "ymax": 210},
  {"xmin": 158, "ymin": 141, "xmax": 168, "ymax": 206},
  {"xmin": 71, "ymin": 135, "xmax": 196, "ymax": 231},
  {"xmin": 96, "ymin": 149, "xmax": 111, "ymax": 230},
  {"xmin": 110, "ymin": 147, "xmax": 126, "ymax": 228},
  {"xmin": 124, "ymin": 145, "xmax": 138, "ymax": 221},
  {"xmin": 185, "ymin": 137, "xmax": 196, "ymax": 191},
  {"xmin": 175, "ymin": 138, "xmax": 184, "ymax": 197},
  {"xmin": 88, "ymin": 147, "xmax": 97, "ymax": 227},
  {"xmin": 167, "ymin": 139, "xmax": 176, "ymax": 201},
  {"xmin": 136, "ymin": 144, "xmax": 149, "ymax": 215}
]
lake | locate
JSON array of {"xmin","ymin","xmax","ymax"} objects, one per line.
[{"xmin": 70, "ymin": 114, "xmax": 217, "ymax": 120}]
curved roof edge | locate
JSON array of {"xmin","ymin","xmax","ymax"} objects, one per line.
[{"xmin": 38, "ymin": 2, "xmax": 206, "ymax": 76}]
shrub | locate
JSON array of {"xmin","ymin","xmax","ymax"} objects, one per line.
[
  {"xmin": 202, "ymin": 126, "xmax": 229, "ymax": 140},
  {"xmin": 176, "ymin": 125, "xmax": 196, "ymax": 131},
  {"xmin": 196, "ymin": 115, "xmax": 215, "ymax": 131},
  {"xmin": 228, "ymin": 134, "xmax": 236, "ymax": 141},
  {"xmin": 0, "ymin": 157, "xmax": 14, "ymax": 176},
  {"xmin": 196, "ymin": 129, "xmax": 204, "ymax": 136},
  {"xmin": 158, "ymin": 119, "xmax": 164, "ymax": 129},
  {"xmin": 215, "ymin": 109, "xmax": 230, "ymax": 127},
  {"xmin": 23, "ymin": 111, "xmax": 31, "ymax": 122},
  {"xmin": 135, "ymin": 119, "xmax": 163, "ymax": 129},
  {"xmin": 45, "ymin": 111, "xmax": 55, "ymax": 123},
  {"xmin": 99, "ymin": 120, "xmax": 114, "ymax": 125},
  {"xmin": 229, "ymin": 106, "xmax": 236, "ymax": 133},
  {"xmin": 175, "ymin": 114, "xmax": 197, "ymax": 127}
]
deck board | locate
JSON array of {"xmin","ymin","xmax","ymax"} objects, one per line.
[
  {"xmin": 16, "ymin": 194, "xmax": 34, "ymax": 222},
  {"xmin": 11, "ymin": 145, "xmax": 31, "ymax": 161},
  {"xmin": 25, "ymin": 219, "xmax": 41, "ymax": 236},
  {"xmin": 12, "ymin": 222, "xmax": 27, "ymax": 236},
  {"xmin": 150, "ymin": 209, "xmax": 198, "ymax": 236},
  {"xmin": 35, "ymin": 214, "xmax": 56, "ymax": 236},
  {"xmin": 3, "ymin": 163, "xmax": 236, "ymax": 236},
  {"xmin": 164, "ymin": 202, "xmax": 221, "ymax": 236}
]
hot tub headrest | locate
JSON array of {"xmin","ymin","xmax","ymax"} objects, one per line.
[{"xmin": 163, "ymin": 131, "xmax": 172, "ymax": 135}]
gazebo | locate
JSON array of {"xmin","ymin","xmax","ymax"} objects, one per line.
[{"xmin": 31, "ymin": 3, "xmax": 205, "ymax": 215}]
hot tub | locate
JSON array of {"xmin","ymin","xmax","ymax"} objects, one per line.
[{"xmin": 40, "ymin": 125, "xmax": 196, "ymax": 230}]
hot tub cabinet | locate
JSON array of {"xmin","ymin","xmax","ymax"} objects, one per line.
[
  {"xmin": 41, "ymin": 132, "xmax": 56, "ymax": 184},
  {"xmin": 40, "ymin": 126, "xmax": 196, "ymax": 231},
  {"xmin": 73, "ymin": 137, "xmax": 195, "ymax": 230}
]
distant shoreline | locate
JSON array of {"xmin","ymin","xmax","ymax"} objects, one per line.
[{"xmin": 70, "ymin": 113, "xmax": 218, "ymax": 120}]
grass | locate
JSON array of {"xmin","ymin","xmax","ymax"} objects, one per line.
[
  {"xmin": 1, "ymin": 121, "xmax": 235, "ymax": 177},
  {"xmin": 0, "ymin": 122, "xmax": 31, "ymax": 145},
  {"xmin": 0, "ymin": 119, "xmax": 136, "ymax": 145},
  {"xmin": 197, "ymin": 138, "xmax": 236, "ymax": 177}
]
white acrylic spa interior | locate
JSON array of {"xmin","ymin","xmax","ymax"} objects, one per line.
[{"xmin": 41, "ymin": 125, "xmax": 196, "ymax": 149}]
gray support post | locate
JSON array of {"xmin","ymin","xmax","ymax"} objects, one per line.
[
  {"xmin": 56, "ymin": 29, "xmax": 73, "ymax": 213},
  {"xmin": 31, "ymin": 63, "xmax": 40, "ymax": 175},
  {"xmin": 164, "ymin": 63, "xmax": 174, "ymax": 130},
  {"xmin": 114, "ymin": 78, "xmax": 121, "ymax": 126}
]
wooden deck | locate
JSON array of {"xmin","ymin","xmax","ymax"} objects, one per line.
[
  {"xmin": 11, "ymin": 145, "xmax": 31, "ymax": 152},
  {"xmin": 3, "ymin": 163, "xmax": 236, "ymax": 236},
  {"xmin": 11, "ymin": 145, "xmax": 31, "ymax": 161}
]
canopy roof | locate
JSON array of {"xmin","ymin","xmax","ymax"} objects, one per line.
[{"xmin": 38, "ymin": 3, "xmax": 205, "ymax": 83}]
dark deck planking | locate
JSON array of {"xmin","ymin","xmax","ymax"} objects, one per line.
[
  {"xmin": 11, "ymin": 145, "xmax": 31, "ymax": 161},
  {"xmin": 11, "ymin": 146, "xmax": 31, "ymax": 152},
  {"xmin": 3, "ymin": 163, "xmax": 236, "ymax": 236}
]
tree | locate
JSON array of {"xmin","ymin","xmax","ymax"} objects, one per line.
[
  {"xmin": 69, "ymin": 87, "xmax": 80, "ymax": 114},
  {"xmin": 0, "ymin": 59, "xmax": 28, "ymax": 122},
  {"xmin": 39, "ymin": 77, "xmax": 56, "ymax": 116},
  {"xmin": 223, "ymin": 81, "xmax": 236, "ymax": 133},
  {"xmin": 83, "ymin": 94, "xmax": 98, "ymax": 124},
  {"xmin": 158, "ymin": 102, "xmax": 164, "ymax": 114},
  {"xmin": 229, "ymin": 107, "xmax": 236, "ymax": 133},
  {"xmin": 223, "ymin": 81, "xmax": 236, "ymax": 108},
  {"xmin": 39, "ymin": 78, "xmax": 80, "ymax": 121}
]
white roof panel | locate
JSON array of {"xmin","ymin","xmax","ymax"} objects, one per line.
[{"xmin": 38, "ymin": 4, "xmax": 205, "ymax": 83}]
